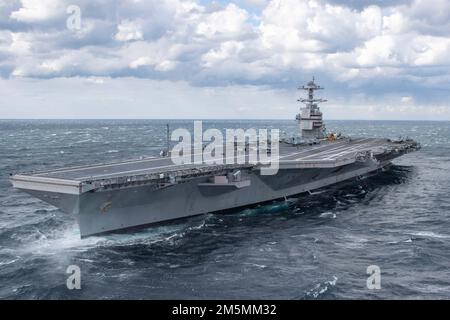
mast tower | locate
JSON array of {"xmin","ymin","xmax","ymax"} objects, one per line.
[{"xmin": 296, "ymin": 77, "xmax": 327, "ymax": 140}]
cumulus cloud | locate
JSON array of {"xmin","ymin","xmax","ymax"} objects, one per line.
[
  {"xmin": 115, "ymin": 19, "xmax": 144, "ymax": 42},
  {"xmin": 10, "ymin": 0, "xmax": 63, "ymax": 23},
  {"xmin": 1, "ymin": 0, "xmax": 450, "ymax": 119},
  {"xmin": 196, "ymin": 3, "xmax": 251, "ymax": 40}
]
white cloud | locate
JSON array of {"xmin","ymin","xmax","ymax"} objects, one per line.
[
  {"xmin": 129, "ymin": 56, "xmax": 153, "ymax": 69},
  {"xmin": 411, "ymin": 36, "xmax": 450, "ymax": 66},
  {"xmin": 196, "ymin": 3, "xmax": 251, "ymax": 40},
  {"xmin": 243, "ymin": 0, "xmax": 269, "ymax": 6},
  {"xmin": 155, "ymin": 60, "xmax": 177, "ymax": 71},
  {"xmin": 201, "ymin": 41, "xmax": 244, "ymax": 67},
  {"xmin": 9, "ymin": 33, "xmax": 32, "ymax": 55},
  {"xmin": 2, "ymin": 0, "xmax": 450, "ymax": 119},
  {"xmin": 85, "ymin": 76, "xmax": 106, "ymax": 84},
  {"xmin": 115, "ymin": 19, "xmax": 144, "ymax": 41},
  {"xmin": 10, "ymin": 0, "xmax": 63, "ymax": 22},
  {"xmin": 8, "ymin": 0, "xmax": 449, "ymax": 82},
  {"xmin": 356, "ymin": 35, "xmax": 399, "ymax": 67},
  {"xmin": 382, "ymin": 11, "xmax": 408, "ymax": 34},
  {"xmin": 401, "ymin": 96, "xmax": 413, "ymax": 103},
  {"xmin": 410, "ymin": 0, "xmax": 450, "ymax": 25}
]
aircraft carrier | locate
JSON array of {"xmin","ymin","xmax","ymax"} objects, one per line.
[{"xmin": 10, "ymin": 79, "xmax": 420, "ymax": 238}]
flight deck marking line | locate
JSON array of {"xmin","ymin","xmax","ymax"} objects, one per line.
[
  {"xmin": 279, "ymin": 140, "xmax": 351, "ymax": 160},
  {"xmin": 295, "ymin": 139, "xmax": 371, "ymax": 160},
  {"xmin": 297, "ymin": 143, "xmax": 364, "ymax": 160},
  {"xmin": 35, "ymin": 156, "xmax": 163, "ymax": 176},
  {"xmin": 274, "ymin": 139, "xmax": 365, "ymax": 163},
  {"xmin": 328, "ymin": 139, "xmax": 388, "ymax": 160},
  {"xmin": 302, "ymin": 138, "xmax": 373, "ymax": 160},
  {"xmin": 327, "ymin": 139, "xmax": 384, "ymax": 159},
  {"xmin": 76, "ymin": 155, "xmax": 250, "ymax": 180},
  {"xmin": 38, "ymin": 152, "xmax": 206, "ymax": 176},
  {"xmin": 264, "ymin": 140, "xmax": 350, "ymax": 164},
  {"xmin": 279, "ymin": 141, "xmax": 347, "ymax": 160},
  {"xmin": 279, "ymin": 141, "xmax": 339, "ymax": 158},
  {"xmin": 41, "ymin": 142, "xmax": 268, "ymax": 177},
  {"xmin": 293, "ymin": 140, "xmax": 367, "ymax": 160},
  {"xmin": 319, "ymin": 140, "xmax": 378, "ymax": 160},
  {"xmin": 319, "ymin": 141, "xmax": 378, "ymax": 160},
  {"xmin": 321, "ymin": 140, "xmax": 380, "ymax": 160},
  {"xmin": 52, "ymin": 136, "xmax": 297, "ymax": 176}
]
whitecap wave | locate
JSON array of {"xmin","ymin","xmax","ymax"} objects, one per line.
[
  {"xmin": 304, "ymin": 276, "xmax": 338, "ymax": 299},
  {"xmin": 408, "ymin": 231, "xmax": 450, "ymax": 239},
  {"xmin": 319, "ymin": 211, "xmax": 336, "ymax": 218}
]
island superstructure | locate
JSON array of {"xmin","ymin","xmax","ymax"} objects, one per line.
[
  {"xmin": 10, "ymin": 79, "xmax": 420, "ymax": 238},
  {"xmin": 296, "ymin": 77, "xmax": 327, "ymax": 140}
]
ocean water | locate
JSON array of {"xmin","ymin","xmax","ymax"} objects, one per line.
[{"xmin": 0, "ymin": 119, "xmax": 449, "ymax": 299}]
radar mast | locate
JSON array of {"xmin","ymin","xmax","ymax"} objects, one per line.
[{"xmin": 296, "ymin": 77, "xmax": 327, "ymax": 140}]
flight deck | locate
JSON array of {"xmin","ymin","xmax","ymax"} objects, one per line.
[
  {"xmin": 25, "ymin": 137, "xmax": 383, "ymax": 181},
  {"xmin": 10, "ymin": 137, "xmax": 418, "ymax": 195}
]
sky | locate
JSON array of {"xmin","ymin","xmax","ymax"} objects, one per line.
[{"xmin": 0, "ymin": 0, "xmax": 450, "ymax": 120}]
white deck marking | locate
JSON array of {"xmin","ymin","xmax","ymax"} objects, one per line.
[
  {"xmin": 76, "ymin": 154, "xmax": 249, "ymax": 180},
  {"xmin": 295, "ymin": 138, "xmax": 371, "ymax": 160},
  {"xmin": 322, "ymin": 139, "xmax": 380, "ymax": 160},
  {"xmin": 326, "ymin": 140, "xmax": 379, "ymax": 159},
  {"xmin": 320, "ymin": 141, "xmax": 377, "ymax": 160},
  {"xmin": 311, "ymin": 139, "xmax": 374, "ymax": 159},
  {"xmin": 35, "ymin": 157, "xmax": 163, "ymax": 176},
  {"xmin": 38, "ymin": 149, "xmax": 222, "ymax": 177},
  {"xmin": 279, "ymin": 140, "xmax": 350, "ymax": 160},
  {"xmin": 293, "ymin": 142, "xmax": 363, "ymax": 160}
]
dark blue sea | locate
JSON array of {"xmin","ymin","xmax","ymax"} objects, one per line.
[{"xmin": 0, "ymin": 119, "xmax": 449, "ymax": 299}]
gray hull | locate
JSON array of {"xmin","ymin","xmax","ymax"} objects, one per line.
[{"xmin": 22, "ymin": 160, "xmax": 385, "ymax": 237}]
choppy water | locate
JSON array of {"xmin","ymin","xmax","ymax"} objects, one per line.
[{"xmin": 0, "ymin": 119, "xmax": 449, "ymax": 299}]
